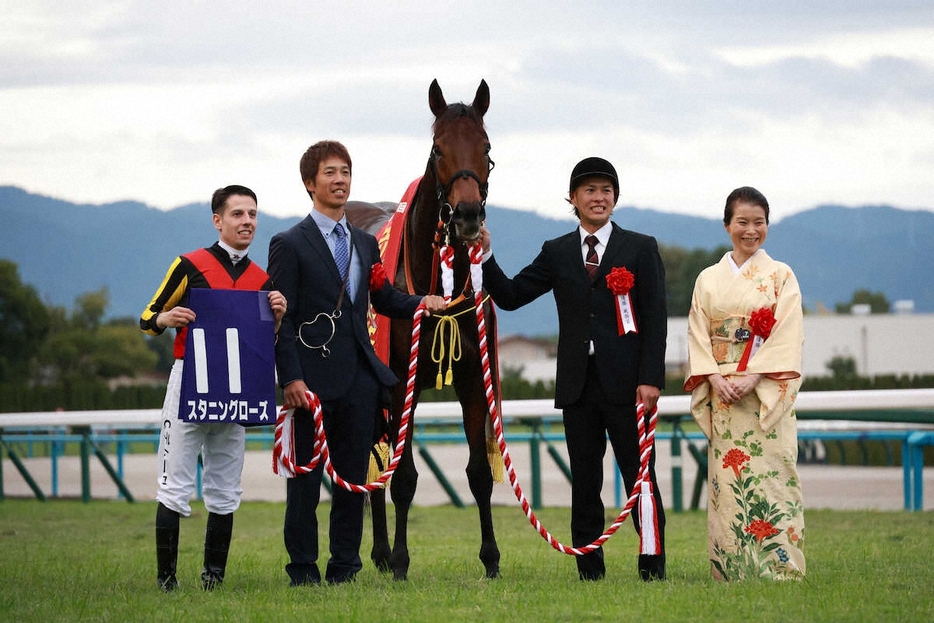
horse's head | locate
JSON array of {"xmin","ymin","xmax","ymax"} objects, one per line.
[{"xmin": 428, "ymin": 79, "xmax": 493, "ymax": 243}]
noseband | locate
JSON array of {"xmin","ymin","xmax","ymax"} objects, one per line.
[{"xmin": 429, "ymin": 148, "xmax": 495, "ymax": 229}]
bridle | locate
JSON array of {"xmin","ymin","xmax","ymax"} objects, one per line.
[
  {"xmin": 410, "ymin": 144, "xmax": 495, "ymax": 302},
  {"xmin": 428, "ymin": 144, "xmax": 495, "ymax": 242}
]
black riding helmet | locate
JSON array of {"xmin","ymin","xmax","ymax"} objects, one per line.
[{"xmin": 569, "ymin": 157, "xmax": 619, "ymax": 203}]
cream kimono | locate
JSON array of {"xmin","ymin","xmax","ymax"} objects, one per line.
[{"xmin": 684, "ymin": 249, "xmax": 805, "ymax": 580}]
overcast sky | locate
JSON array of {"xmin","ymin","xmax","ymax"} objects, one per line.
[{"xmin": 2, "ymin": 1, "xmax": 933, "ymax": 222}]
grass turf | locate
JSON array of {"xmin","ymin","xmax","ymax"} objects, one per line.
[{"xmin": 0, "ymin": 500, "xmax": 932, "ymax": 622}]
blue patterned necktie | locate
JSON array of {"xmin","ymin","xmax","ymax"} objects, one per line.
[{"xmin": 333, "ymin": 222, "xmax": 350, "ymax": 281}]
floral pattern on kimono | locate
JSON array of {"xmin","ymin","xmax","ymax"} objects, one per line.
[{"xmin": 684, "ymin": 249, "xmax": 806, "ymax": 580}]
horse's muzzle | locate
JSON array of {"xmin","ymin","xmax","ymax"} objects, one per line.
[{"xmin": 451, "ymin": 203, "xmax": 485, "ymax": 242}]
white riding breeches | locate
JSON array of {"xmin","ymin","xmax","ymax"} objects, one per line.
[{"xmin": 156, "ymin": 360, "xmax": 245, "ymax": 516}]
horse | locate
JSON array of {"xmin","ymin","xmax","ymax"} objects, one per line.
[{"xmin": 345, "ymin": 79, "xmax": 501, "ymax": 580}]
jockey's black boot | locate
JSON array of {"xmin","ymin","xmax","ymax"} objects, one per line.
[
  {"xmin": 201, "ymin": 512, "xmax": 233, "ymax": 590},
  {"xmin": 156, "ymin": 503, "xmax": 180, "ymax": 592}
]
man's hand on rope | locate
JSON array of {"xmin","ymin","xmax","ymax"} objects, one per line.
[{"xmin": 422, "ymin": 295, "xmax": 447, "ymax": 315}]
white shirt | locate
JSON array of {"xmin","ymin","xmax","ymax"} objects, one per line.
[
  {"xmin": 579, "ymin": 221, "xmax": 612, "ymax": 266},
  {"xmin": 217, "ymin": 240, "xmax": 249, "ymax": 265},
  {"xmin": 579, "ymin": 221, "xmax": 613, "ymax": 356}
]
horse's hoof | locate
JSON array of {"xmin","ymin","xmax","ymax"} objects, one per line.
[
  {"xmin": 389, "ymin": 552, "xmax": 410, "ymax": 581},
  {"xmin": 371, "ymin": 544, "xmax": 392, "ymax": 573},
  {"xmin": 479, "ymin": 543, "xmax": 500, "ymax": 579},
  {"xmin": 373, "ymin": 558, "xmax": 392, "ymax": 574}
]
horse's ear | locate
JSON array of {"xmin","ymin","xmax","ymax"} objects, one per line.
[
  {"xmin": 472, "ymin": 79, "xmax": 490, "ymax": 117},
  {"xmin": 429, "ymin": 79, "xmax": 447, "ymax": 117}
]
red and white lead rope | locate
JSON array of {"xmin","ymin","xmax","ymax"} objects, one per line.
[
  {"xmin": 439, "ymin": 244, "xmax": 455, "ymax": 305},
  {"xmin": 636, "ymin": 402, "xmax": 661, "ymax": 555},
  {"xmin": 468, "ymin": 244, "xmax": 659, "ymax": 556},
  {"xmin": 274, "ymin": 245, "xmax": 660, "ymax": 557},
  {"xmin": 273, "ymin": 302, "xmax": 426, "ymax": 492}
]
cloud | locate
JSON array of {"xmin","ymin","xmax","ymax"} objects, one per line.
[{"xmin": 1, "ymin": 2, "xmax": 934, "ymax": 219}]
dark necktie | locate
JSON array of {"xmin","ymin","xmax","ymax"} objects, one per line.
[
  {"xmin": 585, "ymin": 235, "xmax": 599, "ymax": 281},
  {"xmin": 333, "ymin": 223, "xmax": 350, "ymax": 281}
]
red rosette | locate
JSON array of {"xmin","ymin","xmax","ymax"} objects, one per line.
[
  {"xmin": 369, "ymin": 262, "xmax": 387, "ymax": 291},
  {"xmin": 749, "ymin": 307, "xmax": 776, "ymax": 339},
  {"xmin": 606, "ymin": 266, "xmax": 638, "ymax": 335},
  {"xmin": 606, "ymin": 266, "xmax": 635, "ymax": 295},
  {"xmin": 736, "ymin": 307, "xmax": 776, "ymax": 371}
]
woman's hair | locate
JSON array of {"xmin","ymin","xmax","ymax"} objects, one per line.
[{"xmin": 724, "ymin": 186, "xmax": 770, "ymax": 225}]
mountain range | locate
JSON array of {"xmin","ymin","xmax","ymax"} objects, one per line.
[{"xmin": 2, "ymin": 185, "xmax": 932, "ymax": 336}]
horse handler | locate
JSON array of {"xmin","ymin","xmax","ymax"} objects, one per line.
[
  {"xmin": 480, "ymin": 157, "xmax": 668, "ymax": 581},
  {"xmin": 268, "ymin": 140, "xmax": 445, "ymax": 586},
  {"xmin": 140, "ymin": 185, "xmax": 286, "ymax": 591}
]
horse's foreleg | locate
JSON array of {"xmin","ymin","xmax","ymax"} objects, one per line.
[
  {"xmin": 369, "ymin": 487, "xmax": 392, "ymax": 573},
  {"xmin": 465, "ymin": 438, "xmax": 500, "ymax": 578},
  {"xmin": 388, "ymin": 441, "xmax": 418, "ymax": 580},
  {"xmin": 464, "ymin": 412, "xmax": 501, "ymax": 579}
]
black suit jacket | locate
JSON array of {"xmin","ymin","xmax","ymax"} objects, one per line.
[
  {"xmin": 268, "ymin": 214, "xmax": 421, "ymax": 401},
  {"xmin": 483, "ymin": 221, "xmax": 667, "ymax": 408}
]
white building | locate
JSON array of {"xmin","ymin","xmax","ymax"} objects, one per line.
[{"xmin": 499, "ymin": 313, "xmax": 934, "ymax": 383}]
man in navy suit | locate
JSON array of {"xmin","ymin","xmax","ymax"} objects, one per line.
[
  {"xmin": 480, "ymin": 157, "xmax": 667, "ymax": 581},
  {"xmin": 268, "ymin": 140, "xmax": 445, "ymax": 586}
]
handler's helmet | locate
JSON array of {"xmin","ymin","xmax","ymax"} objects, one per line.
[{"xmin": 569, "ymin": 157, "xmax": 619, "ymax": 202}]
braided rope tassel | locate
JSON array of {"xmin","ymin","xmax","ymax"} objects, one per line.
[
  {"xmin": 637, "ymin": 404, "xmax": 661, "ymax": 555},
  {"xmin": 272, "ymin": 394, "xmax": 323, "ymax": 477}
]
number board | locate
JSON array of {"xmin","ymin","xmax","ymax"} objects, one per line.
[{"xmin": 178, "ymin": 288, "xmax": 278, "ymax": 426}]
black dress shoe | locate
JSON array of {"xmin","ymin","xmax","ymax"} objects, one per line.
[
  {"xmin": 638, "ymin": 553, "xmax": 666, "ymax": 582},
  {"xmin": 289, "ymin": 576, "xmax": 321, "ymax": 587},
  {"xmin": 326, "ymin": 572, "xmax": 358, "ymax": 585},
  {"xmin": 577, "ymin": 549, "xmax": 605, "ymax": 581},
  {"xmin": 578, "ymin": 570, "xmax": 605, "ymax": 582},
  {"xmin": 201, "ymin": 571, "xmax": 223, "ymax": 591},
  {"xmin": 158, "ymin": 574, "xmax": 178, "ymax": 592},
  {"xmin": 287, "ymin": 563, "xmax": 321, "ymax": 587}
]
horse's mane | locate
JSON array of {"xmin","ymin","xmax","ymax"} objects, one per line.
[{"xmin": 432, "ymin": 103, "xmax": 485, "ymax": 133}]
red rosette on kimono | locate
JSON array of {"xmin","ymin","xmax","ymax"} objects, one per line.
[
  {"xmin": 737, "ymin": 306, "xmax": 775, "ymax": 371},
  {"xmin": 606, "ymin": 266, "xmax": 638, "ymax": 335},
  {"xmin": 748, "ymin": 307, "xmax": 776, "ymax": 339},
  {"xmin": 369, "ymin": 262, "xmax": 388, "ymax": 292}
]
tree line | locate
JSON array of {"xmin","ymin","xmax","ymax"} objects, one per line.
[{"xmin": 1, "ymin": 259, "xmax": 172, "ymax": 411}]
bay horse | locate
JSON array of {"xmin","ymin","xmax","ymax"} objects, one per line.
[{"xmin": 345, "ymin": 79, "xmax": 500, "ymax": 580}]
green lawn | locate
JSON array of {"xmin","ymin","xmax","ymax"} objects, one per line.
[{"xmin": 1, "ymin": 500, "xmax": 932, "ymax": 622}]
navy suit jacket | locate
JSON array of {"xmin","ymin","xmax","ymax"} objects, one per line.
[
  {"xmin": 483, "ymin": 221, "xmax": 667, "ymax": 408},
  {"xmin": 268, "ymin": 214, "xmax": 421, "ymax": 401}
]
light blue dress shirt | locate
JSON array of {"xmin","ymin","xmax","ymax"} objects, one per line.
[{"xmin": 310, "ymin": 210, "xmax": 361, "ymax": 302}]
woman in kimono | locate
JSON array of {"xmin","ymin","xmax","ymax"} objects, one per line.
[{"xmin": 684, "ymin": 186, "xmax": 805, "ymax": 581}]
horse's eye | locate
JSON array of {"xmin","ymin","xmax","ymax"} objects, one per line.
[
  {"xmin": 432, "ymin": 145, "xmax": 442, "ymax": 158},
  {"xmin": 485, "ymin": 144, "xmax": 491, "ymax": 155}
]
